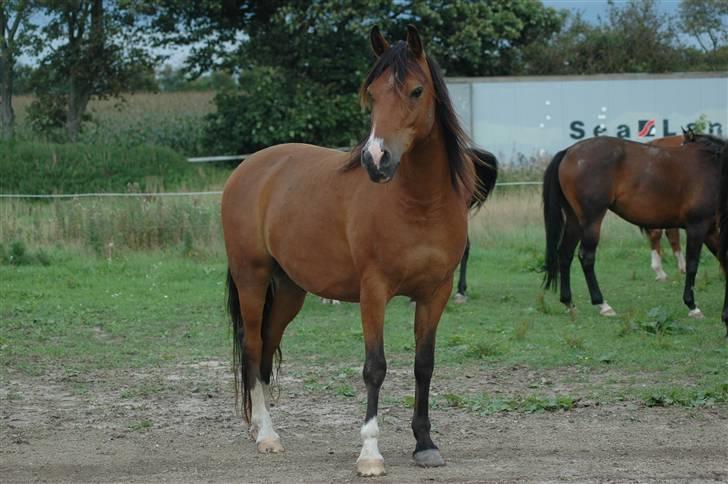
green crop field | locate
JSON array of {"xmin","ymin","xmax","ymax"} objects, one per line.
[{"xmin": 2, "ymin": 188, "xmax": 726, "ymax": 414}]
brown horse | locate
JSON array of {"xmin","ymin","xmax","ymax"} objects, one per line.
[
  {"xmin": 543, "ymin": 134, "xmax": 727, "ymax": 336},
  {"xmin": 222, "ymin": 26, "xmax": 490, "ymax": 475},
  {"xmin": 644, "ymin": 134, "xmax": 689, "ymax": 280}
]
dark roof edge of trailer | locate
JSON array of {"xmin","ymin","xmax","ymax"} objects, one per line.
[{"xmin": 445, "ymin": 72, "xmax": 728, "ymax": 83}]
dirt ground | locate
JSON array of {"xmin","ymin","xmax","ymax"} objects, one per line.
[{"xmin": 2, "ymin": 361, "xmax": 727, "ymax": 483}]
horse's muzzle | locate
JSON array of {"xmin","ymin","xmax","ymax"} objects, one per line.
[{"xmin": 362, "ymin": 149, "xmax": 399, "ymax": 183}]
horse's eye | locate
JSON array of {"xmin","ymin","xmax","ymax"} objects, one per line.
[{"xmin": 410, "ymin": 86, "xmax": 423, "ymax": 99}]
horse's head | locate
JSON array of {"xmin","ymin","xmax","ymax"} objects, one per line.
[{"xmin": 358, "ymin": 25, "xmax": 436, "ymax": 183}]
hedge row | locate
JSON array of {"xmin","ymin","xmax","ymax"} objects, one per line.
[{"xmin": 0, "ymin": 141, "xmax": 226, "ymax": 194}]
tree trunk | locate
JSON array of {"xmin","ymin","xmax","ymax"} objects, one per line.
[
  {"xmin": 67, "ymin": 75, "xmax": 90, "ymax": 143},
  {"xmin": 0, "ymin": 51, "xmax": 15, "ymax": 141}
]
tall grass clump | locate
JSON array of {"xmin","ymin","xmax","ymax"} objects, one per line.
[{"xmin": 1, "ymin": 197, "xmax": 224, "ymax": 255}]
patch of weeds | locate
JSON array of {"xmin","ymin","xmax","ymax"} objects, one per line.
[
  {"xmin": 598, "ymin": 352, "xmax": 617, "ymax": 364},
  {"xmin": 644, "ymin": 383, "xmax": 728, "ymax": 408},
  {"xmin": 634, "ymin": 307, "xmax": 691, "ymax": 336},
  {"xmin": 513, "ymin": 320, "xmax": 529, "ymax": 341},
  {"xmin": 5, "ymin": 391, "xmax": 24, "ymax": 401},
  {"xmin": 466, "ymin": 393, "xmax": 578, "ymax": 415},
  {"xmin": 0, "ymin": 241, "xmax": 51, "ymax": 266},
  {"xmin": 442, "ymin": 393, "xmax": 466, "ymax": 408},
  {"xmin": 563, "ymin": 332, "xmax": 585, "ymax": 350},
  {"xmin": 336, "ymin": 384, "xmax": 355, "ymax": 398},
  {"xmin": 523, "ymin": 251, "xmax": 545, "ymax": 273},
  {"xmin": 465, "ymin": 341, "xmax": 502, "ymax": 359},
  {"xmin": 403, "ymin": 395, "xmax": 415, "ymax": 408},
  {"xmin": 444, "ymin": 335, "xmax": 467, "ymax": 348},
  {"xmin": 128, "ymin": 419, "xmax": 153, "ymax": 431}
]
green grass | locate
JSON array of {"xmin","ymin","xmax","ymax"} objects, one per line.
[{"xmin": 1, "ymin": 189, "xmax": 726, "ymax": 412}]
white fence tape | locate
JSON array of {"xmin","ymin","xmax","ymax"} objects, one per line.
[{"xmin": 0, "ymin": 181, "xmax": 541, "ymax": 199}]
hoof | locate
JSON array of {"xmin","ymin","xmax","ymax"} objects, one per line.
[
  {"xmin": 357, "ymin": 458, "xmax": 386, "ymax": 477},
  {"xmin": 599, "ymin": 303, "xmax": 617, "ymax": 317},
  {"xmin": 257, "ymin": 438, "xmax": 284, "ymax": 453},
  {"xmin": 688, "ymin": 308, "xmax": 704, "ymax": 319},
  {"xmin": 454, "ymin": 293, "xmax": 467, "ymax": 304},
  {"xmin": 413, "ymin": 449, "xmax": 445, "ymax": 468},
  {"xmin": 655, "ymin": 272, "xmax": 668, "ymax": 282}
]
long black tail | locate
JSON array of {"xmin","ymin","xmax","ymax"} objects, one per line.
[
  {"xmin": 719, "ymin": 144, "xmax": 728, "ymax": 273},
  {"xmin": 227, "ymin": 269, "xmax": 276, "ymax": 423},
  {"xmin": 543, "ymin": 149, "xmax": 568, "ymax": 290},
  {"xmin": 469, "ymin": 148, "xmax": 498, "ymax": 211}
]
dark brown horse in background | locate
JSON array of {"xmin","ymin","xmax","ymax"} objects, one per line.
[
  {"xmin": 222, "ymin": 26, "xmax": 494, "ymax": 476},
  {"xmin": 543, "ymin": 134, "xmax": 727, "ymax": 337}
]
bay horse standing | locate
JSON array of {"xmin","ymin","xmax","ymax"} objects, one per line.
[
  {"xmin": 542, "ymin": 134, "xmax": 727, "ymax": 337},
  {"xmin": 222, "ymin": 26, "xmax": 489, "ymax": 476}
]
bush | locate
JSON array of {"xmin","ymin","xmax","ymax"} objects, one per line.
[
  {"xmin": 0, "ymin": 141, "xmax": 219, "ymax": 194},
  {"xmin": 204, "ymin": 66, "xmax": 368, "ymax": 155}
]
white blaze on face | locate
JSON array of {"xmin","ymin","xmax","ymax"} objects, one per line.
[{"xmin": 365, "ymin": 125, "xmax": 386, "ymax": 168}]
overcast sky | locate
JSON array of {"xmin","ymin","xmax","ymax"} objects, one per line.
[{"xmin": 542, "ymin": 0, "xmax": 681, "ymax": 22}]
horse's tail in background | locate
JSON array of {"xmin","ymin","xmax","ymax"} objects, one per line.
[
  {"xmin": 543, "ymin": 149, "xmax": 568, "ymax": 291},
  {"xmin": 719, "ymin": 144, "xmax": 728, "ymax": 274},
  {"xmin": 227, "ymin": 268, "xmax": 277, "ymax": 423},
  {"xmin": 469, "ymin": 148, "xmax": 498, "ymax": 211}
]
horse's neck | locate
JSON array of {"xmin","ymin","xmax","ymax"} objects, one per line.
[{"xmin": 395, "ymin": 127, "xmax": 455, "ymax": 205}]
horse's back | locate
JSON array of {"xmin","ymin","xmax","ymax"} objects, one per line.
[{"xmin": 559, "ymin": 136, "xmax": 719, "ymax": 227}]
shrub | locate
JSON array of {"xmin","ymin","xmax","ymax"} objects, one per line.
[
  {"xmin": 204, "ymin": 66, "xmax": 368, "ymax": 155},
  {"xmin": 0, "ymin": 141, "xmax": 220, "ymax": 194}
]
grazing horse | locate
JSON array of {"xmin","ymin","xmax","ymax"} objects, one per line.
[
  {"xmin": 222, "ymin": 26, "xmax": 488, "ymax": 476},
  {"xmin": 543, "ymin": 134, "xmax": 727, "ymax": 336}
]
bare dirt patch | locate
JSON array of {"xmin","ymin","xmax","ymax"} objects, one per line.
[{"xmin": 2, "ymin": 362, "xmax": 727, "ymax": 483}]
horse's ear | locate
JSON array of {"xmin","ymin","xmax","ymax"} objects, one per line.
[
  {"xmin": 406, "ymin": 24, "xmax": 424, "ymax": 59},
  {"xmin": 370, "ymin": 26, "xmax": 389, "ymax": 58}
]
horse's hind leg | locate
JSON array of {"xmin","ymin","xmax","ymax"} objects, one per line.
[
  {"xmin": 578, "ymin": 216, "xmax": 615, "ymax": 316},
  {"xmin": 666, "ymin": 228, "xmax": 686, "ymax": 273},
  {"xmin": 454, "ymin": 237, "xmax": 470, "ymax": 304},
  {"xmin": 649, "ymin": 229, "xmax": 668, "ymax": 281},
  {"xmin": 683, "ymin": 224, "xmax": 711, "ymax": 319},
  {"xmin": 251, "ymin": 272, "xmax": 306, "ymax": 453},
  {"xmin": 558, "ymin": 217, "xmax": 581, "ymax": 310}
]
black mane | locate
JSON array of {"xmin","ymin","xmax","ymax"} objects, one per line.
[
  {"xmin": 690, "ymin": 133, "xmax": 726, "ymax": 156},
  {"xmin": 344, "ymin": 41, "xmax": 473, "ymax": 192}
]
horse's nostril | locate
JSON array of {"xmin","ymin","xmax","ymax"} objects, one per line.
[{"xmin": 380, "ymin": 150, "xmax": 391, "ymax": 169}]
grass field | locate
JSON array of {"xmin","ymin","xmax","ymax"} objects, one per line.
[{"xmin": 2, "ymin": 188, "xmax": 726, "ymax": 414}]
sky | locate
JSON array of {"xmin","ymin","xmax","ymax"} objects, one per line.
[{"xmin": 542, "ymin": 0, "xmax": 682, "ymax": 22}]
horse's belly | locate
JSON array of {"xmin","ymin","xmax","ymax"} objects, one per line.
[{"xmin": 268, "ymin": 232, "xmax": 361, "ymax": 302}]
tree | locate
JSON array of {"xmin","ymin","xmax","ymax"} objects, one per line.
[
  {"xmin": 152, "ymin": 1, "xmax": 566, "ymax": 153},
  {"xmin": 524, "ymin": 0, "xmax": 684, "ymax": 75},
  {"xmin": 0, "ymin": 0, "xmax": 37, "ymax": 140},
  {"xmin": 29, "ymin": 0, "xmax": 156, "ymax": 141},
  {"xmin": 680, "ymin": 0, "xmax": 728, "ymax": 53}
]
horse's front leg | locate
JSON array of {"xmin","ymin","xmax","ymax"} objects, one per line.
[
  {"xmin": 356, "ymin": 282, "xmax": 388, "ymax": 477},
  {"xmin": 411, "ymin": 281, "xmax": 452, "ymax": 468}
]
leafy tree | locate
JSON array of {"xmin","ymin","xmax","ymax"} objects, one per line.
[
  {"xmin": 524, "ymin": 0, "xmax": 684, "ymax": 74},
  {"xmin": 0, "ymin": 0, "xmax": 38, "ymax": 140},
  {"xmin": 28, "ymin": 0, "xmax": 157, "ymax": 141},
  {"xmin": 153, "ymin": 0, "xmax": 565, "ymax": 153},
  {"xmin": 680, "ymin": 0, "xmax": 728, "ymax": 53}
]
